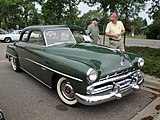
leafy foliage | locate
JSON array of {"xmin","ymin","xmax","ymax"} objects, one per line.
[
  {"xmin": 83, "ymin": 0, "xmax": 148, "ymax": 19},
  {"xmin": 131, "ymin": 17, "xmax": 147, "ymax": 35},
  {"xmin": 76, "ymin": 10, "xmax": 103, "ymax": 28},
  {"xmin": 145, "ymin": 6, "xmax": 160, "ymax": 40},
  {"xmin": 0, "ymin": 0, "xmax": 43, "ymax": 29},
  {"xmin": 148, "ymin": 0, "xmax": 160, "ymax": 19},
  {"xmin": 126, "ymin": 46, "xmax": 160, "ymax": 78},
  {"xmin": 145, "ymin": 24, "xmax": 160, "ymax": 39},
  {"xmin": 41, "ymin": 0, "xmax": 80, "ymax": 25}
]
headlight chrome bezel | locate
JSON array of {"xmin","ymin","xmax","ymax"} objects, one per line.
[
  {"xmin": 86, "ymin": 68, "xmax": 98, "ymax": 83},
  {"xmin": 138, "ymin": 58, "xmax": 144, "ymax": 68}
]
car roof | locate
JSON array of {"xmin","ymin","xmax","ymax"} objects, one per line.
[{"xmin": 23, "ymin": 25, "xmax": 84, "ymax": 32}]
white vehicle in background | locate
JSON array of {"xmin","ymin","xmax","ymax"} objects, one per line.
[{"xmin": 0, "ymin": 30, "xmax": 22, "ymax": 43}]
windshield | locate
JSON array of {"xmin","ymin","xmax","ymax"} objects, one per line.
[{"xmin": 44, "ymin": 28, "xmax": 75, "ymax": 46}]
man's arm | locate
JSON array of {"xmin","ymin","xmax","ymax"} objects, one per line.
[
  {"xmin": 116, "ymin": 29, "xmax": 126, "ymax": 36},
  {"xmin": 106, "ymin": 32, "xmax": 116, "ymax": 37},
  {"xmin": 87, "ymin": 25, "xmax": 91, "ymax": 35},
  {"xmin": 106, "ymin": 30, "xmax": 125, "ymax": 39},
  {"xmin": 117, "ymin": 21, "xmax": 126, "ymax": 36}
]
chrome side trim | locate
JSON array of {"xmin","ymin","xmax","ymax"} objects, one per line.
[
  {"xmin": 20, "ymin": 67, "xmax": 52, "ymax": 89},
  {"xmin": 25, "ymin": 58, "xmax": 83, "ymax": 82}
]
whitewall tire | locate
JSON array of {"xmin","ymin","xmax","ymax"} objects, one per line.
[{"xmin": 56, "ymin": 77, "xmax": 77, "ymax": 106}]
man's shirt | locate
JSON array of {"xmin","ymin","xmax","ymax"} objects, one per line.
[
  {"xmin": 87, "ymin": 24, "xmax": 100, "ymax": 43},
  {"xmin": 105, "ymin": 21, "xmax": 125, "ymax": 40}
]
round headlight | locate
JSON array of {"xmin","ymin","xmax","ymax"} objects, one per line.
[
  {"xmin": 138, "ymin": 58, "xmax": 144, "ymax": 67},
  {"xmin": 86, "ymin": 68, "xmax": 98, "ymax": 83}
]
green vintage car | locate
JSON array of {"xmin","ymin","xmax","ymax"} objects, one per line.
[{"xmin": 6, "ymin": 25, "xmax": 144, "ymax": 106}]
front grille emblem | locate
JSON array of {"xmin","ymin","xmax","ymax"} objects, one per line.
[{"xmin": 120, "ymin": 61, "xmax": 124, "ymax": 66}]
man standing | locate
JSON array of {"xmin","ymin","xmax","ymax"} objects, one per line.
[
  {"xmin": 87, "ymin": 16, "xmax": 102, "ymax": 44},
  {"xmin": 106, "ymin": 13, "xmax": 126, "ymax": 51}
]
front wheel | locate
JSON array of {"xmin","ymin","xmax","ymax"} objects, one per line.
[
  {"xmin": 56, "ymin": 77, "xmax": 77, "ymax": 106},
  {"xmin": 4, "ymin": 37, "xmax": 12, "ymax": 43},
  {"xmin": 11, "ymin": 57, "xmax": 20, "ymax": 72}
]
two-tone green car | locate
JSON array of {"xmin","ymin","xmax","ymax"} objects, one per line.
[{"xmin": 6, "ymin": 25, "xmax": 144, "ymax": 106}]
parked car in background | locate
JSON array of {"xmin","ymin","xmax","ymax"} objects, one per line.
[
  {"xmin": 6, "ymin": 25, "xmax": 144, "ymax": 106},
  {"xmin": 0, "ymin": 30, "xmax": 21, "ymax": 43}
]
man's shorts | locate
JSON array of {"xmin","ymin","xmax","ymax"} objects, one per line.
[{"xmin": 109, "ymin": 39, "xmax": 125, "ymax": 52}]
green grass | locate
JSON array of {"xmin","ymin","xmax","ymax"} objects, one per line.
[
  {"xmin": 126, "ymin": 46, "xmax": 160, "ymax": 78},
  {"xmin": 125, "ymin": 35, "xmax": 146, "ymax": 39}
]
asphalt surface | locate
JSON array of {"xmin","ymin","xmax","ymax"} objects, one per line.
[
  {"xmin": 103, "ymin": 37, "xmax": 160, "ymax": 48},
  {"xmin": 125, "ymin": 38, "xmax": 160, "ymax": 48},
  {"xmin": 0, "ymin": 42, "xmax": 154, "ymax": 120}
]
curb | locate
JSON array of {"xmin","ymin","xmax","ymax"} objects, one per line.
[
  {"xmin": 131, "ymin": 97, "xmax": 160, "ymax": 120},
  {"xmin": 143, "ymin": 74, "xmax": 160, "ymax": 89},
  {"xmin": 137, "ymin": 74, "xmax": 160, "ymax": 120}
]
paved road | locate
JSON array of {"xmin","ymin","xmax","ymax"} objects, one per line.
[
  {"xmin": 125, "ymin": 38, "xmax": 160, "ymax": 48},
  {"xmin": 0, "ymin": 42, "xmax": 154, "ymax": 120},
  {"xmin": 103, "ymin": 37, "xmax": 160, "ymax": 48}
]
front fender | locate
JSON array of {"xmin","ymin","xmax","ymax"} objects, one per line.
[
  {"xmin": 124, "ymin": 52, "xmax": 141, "ymax": 69},
  {"xmin": 42, "ymin": 53, "xmax": 90, "ymax": 94}
]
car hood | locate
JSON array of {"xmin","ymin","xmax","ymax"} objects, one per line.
[{"xmin": 45, "ymin": 43, "xmax": 133, "ymax": 77}]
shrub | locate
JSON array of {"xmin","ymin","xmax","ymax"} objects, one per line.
[
  {"xmin": 126, "ymin": 46, "xmax": 160, "ymax": 78},
  {"xmin": 145, "ymin": 24, "xmax": 160, "ymax": 40}
]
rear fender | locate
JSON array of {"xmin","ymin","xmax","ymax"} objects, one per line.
[{"xmin": 6, "ymin": 44, "xmax": 18, "ymax": 61}]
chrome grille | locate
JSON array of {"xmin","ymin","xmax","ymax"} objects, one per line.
[
  {"xmin": 100, "ymin": 67, "xmax": 135, "ymax": 81},
  {"xmin": 87, "ymin": 67, "xmax": 143, "ymax": 95}
]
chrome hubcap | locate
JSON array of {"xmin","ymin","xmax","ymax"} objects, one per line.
[
  {"xmin": 5, "ymin": 38, "xmax": 10, "ymax": 42},
  {"xmin": 61, "ymin": 81, "xmax": 75, "ymax": 101}
]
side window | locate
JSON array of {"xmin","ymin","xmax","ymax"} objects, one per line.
[
  {"xmin": 21, "ymin": 30, "xmax": 29, "ymax": 42},
  {"xmin": 28, "ymin": 31, "xmax": 44, "ymax": 45}
]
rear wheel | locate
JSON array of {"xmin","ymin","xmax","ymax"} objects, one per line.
[
  {"xmin": 11, "ymin": 57, "xmax": 20, "ymax": 72},
  {"xmin": 4, "ymin": 37, "xmax": 12, "ymax": 43},
  {"xmin": 56, "ymin": 77, "xmax": 77, "ymax": 106}
]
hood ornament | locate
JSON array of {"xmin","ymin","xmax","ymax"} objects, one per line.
[
  {"xmin": 120, "ymin": 56, "xmax": 125, "ymax": 66},
  {"xmin": 120, "ymin": 60, "xmax": 124, "ymax": 66}
]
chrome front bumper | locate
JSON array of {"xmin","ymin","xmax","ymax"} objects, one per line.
[
  {"xmin": 75, "ymin": 84, "xmax": 141, "ymax": 106},
  {"xmin": 75, "ymin": 70, "xmax": 144, "ymax": 105}
]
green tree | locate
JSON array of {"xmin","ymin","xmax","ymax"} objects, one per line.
[
  {"xmin": 0, "ymin": 0, "xmax": 44, "ymax": 30},
  {"xmin": 145, "ymin": 0, "xmax": 160, "ymax": 39},
  {"xmin": 145, "ymin": 24, "xmax": 160, "ymax": 39},
  {"xmin": 148, "ymin": 0, "xmax": 160, "ymax": 19},
  {"xmin": 41, "ymin": 0, "xmax": 80, "ymax": 25},
  {"xmin": 83, "ymin": 0, "xmax": 148, "ymax": 19},
  {"xmin": 131, "ymin": 17, "xmax": 147, "ymax": 35},
  {"xmin": 76, "ymin": 10, "xmax": 103, "ymax": 28},
  {"xmin": 63, "ymin": 4, "xmax": 80, "ymax": 25},
  {"xmin": 0, "ymin": 0, "xmax": 21, "ymax": 30}
]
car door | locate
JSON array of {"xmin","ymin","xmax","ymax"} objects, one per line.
[{"xmin": 16, "ymin": 29, "xmax": 46, "ymax": 80}]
